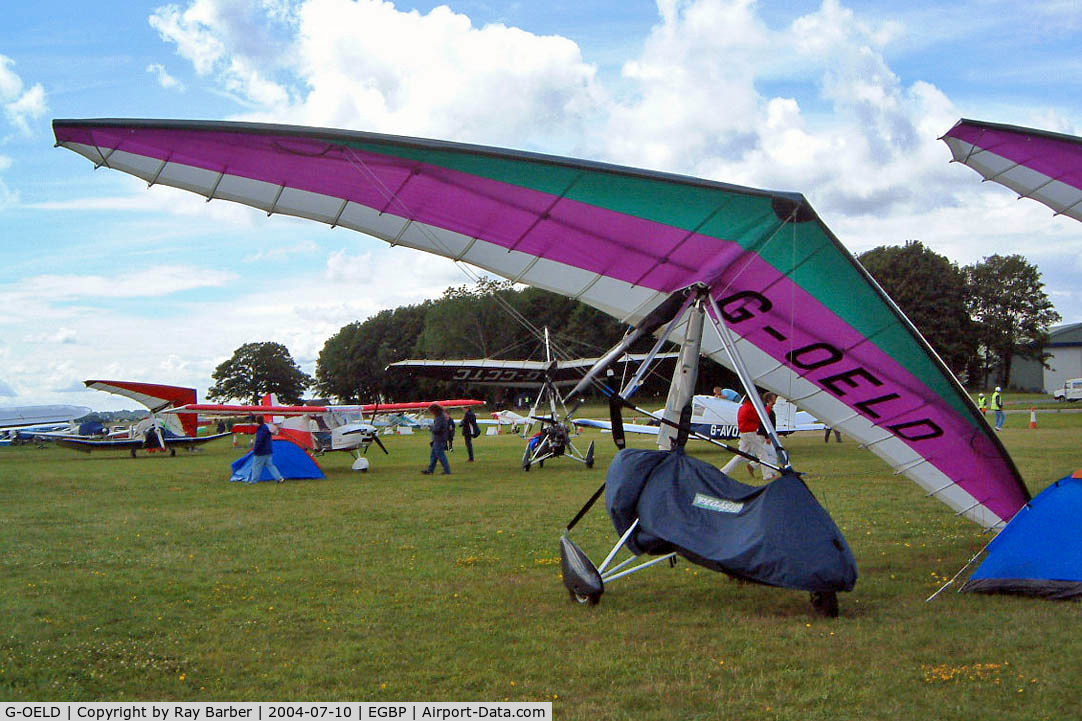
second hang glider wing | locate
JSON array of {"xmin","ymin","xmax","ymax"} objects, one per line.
[
  {"xmin": 387, "ymin": 355, "xmax": 676, "ymax": 387},
  {"xmin": 54, "ymin": 118, "xmax": 1028, "ymax": 529},
  {"xmin": 942, "ymin": 118, "xmax": 1082, "ymax": 222},
  {"xmin": 85, "ymin": 379, "xmax": 199, "ymax": 437}
]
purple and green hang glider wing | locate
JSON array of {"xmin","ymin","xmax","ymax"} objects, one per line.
[
  {"xmin": 53, "ymin": 118, "xmax": 1029, "ymax": 529},
  {"xmin": 942, "ymin": 118, "xmax": 1082, "ymax": 222}
]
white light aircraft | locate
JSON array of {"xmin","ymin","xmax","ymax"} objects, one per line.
[{"xmin": 572, "ymin": 393, "xmax": 825, "ymax": 440}]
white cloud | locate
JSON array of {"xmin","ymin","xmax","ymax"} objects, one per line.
[
  {"xmin": 25, "ymin": 327, "xmax": 78, "ymax": 345},
  {"xmin": 294, "ymin": 0, "xmax": 603, "ymax": 144},
  {"xmin": 0, "ymin": 152, "xmax": 15, "ymax": 209},
  {"xmin": 149, "ymin": 1, "xmax": 231, "ymax": 76},
  {"xmin": 595, "ymin": 0, "xmax": 964, "ymax": 228},
  {"xmin": 324, "ymin": 246, "xmax": 463, "ymax": 293},
  {"xmin": 0, "ymin": 55, "xmax": 46, "ymax": 135},
  {"xmin": 244, "ymin": 239, "xmax": 319, "ymax": 262},
  {"xmin": 147, "ymin": 63, "xmax": 184, "ymax": 90},
  {"xmin": 149, "ymin": 0, "xmax": 293, "ymax": 106},
  {"xmin": 149, "ymin": 0, "xmax": 604, "ymax": 147},
  {"xmin": 5, "ymin": 83, "xmax": 46, "ymax": 134},
  {"xmin": 607, "ymin": 0, "xmax": 772, "ymax": 172},
  {"xmin": 0, "ymin": 55, "xmax": 44, "ymax": 215},
  {"xmin": 0, "ymin": 177, "xmax": 16, "ymax": 211},
  {"xmin": 0, "ymin": 379, "xmax": 16, "ymax": 397},
  {"xmin": 0, "ymin": 56, "xmax": 21, "ymax": 98},
  {"xmin": 0, "ymin": 265, "xmax": 238, "ymax": 308}
]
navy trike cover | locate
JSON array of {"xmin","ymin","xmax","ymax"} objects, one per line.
[{"xmin": 606, "ymin": 448, "xmax": 857, "ymax": 593}]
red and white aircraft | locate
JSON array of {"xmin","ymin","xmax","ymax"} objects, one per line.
[
  {"xmin": 169, "ymin": 395, "xmax": 485, "ymax": 471},
  {"xmin": 54, "ymin": 380, "xmax": 230, "ymax": 457}
]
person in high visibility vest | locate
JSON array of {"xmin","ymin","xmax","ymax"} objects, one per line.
[
  {"xmin": 977, "ymin": 392, "xmax": 987, "ymax": 416},
  {"xmin": 992, "ymin": 387, "xmax": 1005, "ymax": 431}
]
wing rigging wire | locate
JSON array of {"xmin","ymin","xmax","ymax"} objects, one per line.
[
  {"xmin": 340, "ymin": 147, "xmax": 603, "ymax": 382},
  {"xmin": 785, "ymin": 221, "xmax": 796, "ymax": 405},
  {"xmin": 339, "ymin": 145, "xmax": 681, "ymax": 400}
]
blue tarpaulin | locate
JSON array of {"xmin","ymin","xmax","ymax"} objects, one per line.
[
  {"xmin": 963, "ymin": 470, "xmax": 1082, "ymax": 599},
  {"xmin": 230, "ymin": 439, "xmax": 325, "ymax": 483},
  {"xmin": 606, "ymin": 448, "xmax": 857, "ymax": 593}
]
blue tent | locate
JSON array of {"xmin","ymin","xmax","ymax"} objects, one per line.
[
  {"xmin": 230, "ymin": 439, "xmax": 325, "ymax": 483},
  {"xmin": 963, "ymin": 470, "xmax": 1082, "ymax": 599}
]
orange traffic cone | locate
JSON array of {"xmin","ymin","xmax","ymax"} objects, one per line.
[{"xmin": 1030, "ymin": 408, "xmax": 1038, "ymax": 429}]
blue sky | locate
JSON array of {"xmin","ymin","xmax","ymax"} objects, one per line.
[{"xmin": 2, "ymin": 0, "xmax": 1081, "ymax": 409}]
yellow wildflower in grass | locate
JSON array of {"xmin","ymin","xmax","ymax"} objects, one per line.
[{"xmin": 921, "ymin": 662, "xmax": 1006, "ymax": 684}]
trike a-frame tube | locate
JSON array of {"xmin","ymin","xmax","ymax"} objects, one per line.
[
  {"xmin": 705, "ymin": 293, "xmax": 790, "ymax": 470},
  {"xmin": 658, "ymin": 299, "xmax": 705, "ymax": 451}
]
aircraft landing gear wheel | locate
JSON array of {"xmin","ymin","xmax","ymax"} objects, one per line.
[
  {"xmin": 586, "ymin": 459, "xmax": 594, "ymax": 469},
  {"xmin": 523, "ymin": 462, "xmax": 530, "ymax": 472},
  {"xmin": 130, "ymin": 448, "xmax": 137, "ymax": 458},
  {"xmin": 170, "ymin": 448, "xmax": 176, "ymax": 457},
  {"xmin": 810, "ymin": 591, "xmax": 839, "ymax": 618},
  {"xmin": 569, "ymin": 589, "xmax": 600, "ymax": 606}
]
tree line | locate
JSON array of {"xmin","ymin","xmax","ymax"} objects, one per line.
[
  {"xmin": 857, "ymin": 243, "xmax": 1059, "ymax": 388},
  {"xmin": 309, "ymin": 278, "xmax": 720, "ymax": 404},
  {"xmin": 206, "ymin": 244, "xmax": 1060, "ymax": 404}
]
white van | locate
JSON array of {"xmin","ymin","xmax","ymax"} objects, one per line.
[{"xmin": 1053, "ymin": 378, "xmax": 1082, "ymax": 402}]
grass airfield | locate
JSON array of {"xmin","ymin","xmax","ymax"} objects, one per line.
[{"xmin": 2, "ymin": 408, "xmax": 1082, "ymax": 720}]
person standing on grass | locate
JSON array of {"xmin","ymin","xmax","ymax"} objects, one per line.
[
  {"xmin": 977, "ymin": 392, "xmax": 988, "ymax": 417},
  {"xmin": 756, "ymin": 392, "xmax": 780, "ymax": 481},
  {"xmin": 422, "ymin": 403, "xmax": 452, "ymax": 475},
  {"xmin": 721, "ymin": 394, "xmax": 762, "ymax": 478},
  {"xmin": 992, "ymin": 387, "xmax": 1006, "ymax": 431},
  {"xmin": 461, "ymin": 406, "xmax": 481, "ymax": 462},
  {"xmin": 251, "ymin": 415, "xmax": 285, "ymax": 484}
]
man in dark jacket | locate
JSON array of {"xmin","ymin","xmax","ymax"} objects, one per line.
[
  {"xmin": 251, "ymin": 416, "xmax": 284, "ymax": 483},
  {"xmin": 422, "ymin": 404, "xmax": 452, "ymax": 475},
  {"xmin": 461, "ymin": 407, "xmax": 481, "ymax": 462}
]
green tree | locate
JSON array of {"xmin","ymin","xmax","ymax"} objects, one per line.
[
  {"xmin": 315, "ymin": 279, "xmax": 689, "ymax": 404},
  {"xmin": 314, "ymin": 321, "xmax": 373, "ymax": 403},
  {"xmin": 207, "ymin": 342, "xmax": 312, "ymax": 404},
  {"xmin": 413, "ymin": 280, "xmax": 523, "ymax": 359},
  {"xmin": 965, "ymin": 254, "xmax": 1061, "ymax": 387},
  {"xmin": 315, "ymin": 303, "xmax": 430, "ymax": 402},
  {"xmin": 858, "ymin": 240, "xmax": 976, "ymax": 379}
]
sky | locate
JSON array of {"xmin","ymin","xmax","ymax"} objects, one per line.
[{"xmin": 2, "ymin": 0, "xmax": 1082, "ymax": 410}]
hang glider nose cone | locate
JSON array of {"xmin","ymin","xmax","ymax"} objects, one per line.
[{"xmin": 771, "ymin": 193, "xmax": 817, "ymax": 223}]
